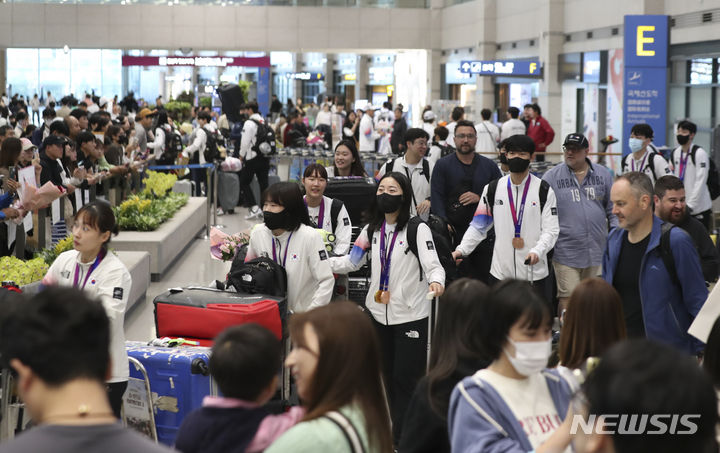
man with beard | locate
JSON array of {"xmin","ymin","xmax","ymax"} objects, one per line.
[
  {"xmin": 654, "ymin": 175, "xmax": 719, "ymax": 283},
  {"xmin": 431, "ymin": 119, "xmax": 501, "ymax": 282}
]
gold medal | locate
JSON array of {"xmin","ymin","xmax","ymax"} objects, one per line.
[
  {"xmin": 374, "ymin": 290, "xmax": 383, "ymax": 303},
  {"xmin": 380, "ymin": 290, "xmax": 390, "ymax": 304},
  {"xmin": 512, "ymin": 237, "xmax": 524, "ymax": 250}
]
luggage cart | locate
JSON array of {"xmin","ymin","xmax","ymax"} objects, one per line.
[{"xmin": 122, "ymin": 357, "xmax": 158, "ymax": 443}]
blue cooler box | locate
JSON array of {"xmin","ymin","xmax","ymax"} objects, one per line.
[{"xmin": 125, "ymin": 341, "xmax": 216, "ymax": 446}]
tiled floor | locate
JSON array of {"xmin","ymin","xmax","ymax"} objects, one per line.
[{"xmin": 124, "ymin": 208, "xmax": 260, "ymax": 342}]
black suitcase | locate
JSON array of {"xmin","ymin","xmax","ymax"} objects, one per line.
[
  {"xmin": 325, "ymin": 177, "xmax": 376, "ymax": 226},
  {"xmin": 218, "ymin": 171, "xmax": 240, "ymax": 212}
]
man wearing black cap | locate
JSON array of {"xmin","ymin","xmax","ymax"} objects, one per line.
[
  {"xmin": 542, "ymin": 133, "xmax": 616, "ymax": 313},
  {"xmin": 452, "ymin": 134, "xmax": 559, "ymax": 295},
  {"xmin": 39, "ymin": 135, "xmax": 74, "ymax": 192}
]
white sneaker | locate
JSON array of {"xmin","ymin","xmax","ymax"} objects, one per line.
[
  {"xmin": 216, "ymin": 207, "xmax": 225, "ymax": 216},
  {"xmin": 244, "ymin": 206, "xmax": 262, "ymax": 220}
]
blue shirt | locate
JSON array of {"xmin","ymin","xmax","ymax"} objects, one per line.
[{"xmin": 542, "ymin": 160, "xmax": 617, "ymax": 268}]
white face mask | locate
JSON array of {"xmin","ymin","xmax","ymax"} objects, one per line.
[{"xmin": 505, "ymin": 337, "xmax": 552, "ymax": 377}]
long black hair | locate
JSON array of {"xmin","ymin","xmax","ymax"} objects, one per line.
[
  {"xmin": 365, "ymin": 172, "xmax": 413, "ymax": 233},
  {"xmin": 262, "ymin": 182, "xmax": 311, "ymax": 231},
  {"xmin": 427, "ymin": 278, "xmax": 490, "ymax": 419},
  {"xmin": 333, "ymin": 139, "xmax": 367, "ymax": 177}
]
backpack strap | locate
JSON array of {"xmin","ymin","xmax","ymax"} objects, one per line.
[
  {"xmin": 323, "ymin": 411, "xmax": 366, "ymax": 453},
  {"xmin": 539, "ymin": 179, "xmax": 550, "ymax": 212},
  {"xmin": 422, "ymin": 158, "xmax": 430, "ymax": 184},
  {"xmin": 689, "ymin": 144, "xmax": 700, "ymax": 165},
  {"xmin": 330, "ymin": 198, "xmax": 343, "ymax": 233},
  {"xmin": 405, "ymin": 216, "xmax": 424, "ymax": 282},
  {"xmin": 385, "ymin": 158, "xmax": 395, "ymax": 174},
  {"xmin": 660, "ymin": 222, "xmax": 680, "ymax": 287},
  {"xmin": 621, "ymin": 153, "xmax": 629, "ymax": 172},
  {"xmin": 485, "ymin": 179, "xmax": 499, "ymax": 217}
]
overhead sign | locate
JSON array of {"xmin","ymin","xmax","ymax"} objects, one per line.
[
  {"xmin": 622, "ymin": 15, "xmax": 669, "ymax": 154},
  {"xmin": 121, "ymin": 56, "xmax": 270, "ymax": 68},
  {"xmin": 285, "ymin": 72, "xmax": 324, "ymax": 81},
  {"xmin": 445, "ymin": 62, "xmax": 473, "ymax": 84},
  {"xmin": 459, "ymin": 60, "xmax": 541, "ymax": 77},
  {"xmin": 343, "ymin": 73, "xmax": 357, "ymax": 81}
]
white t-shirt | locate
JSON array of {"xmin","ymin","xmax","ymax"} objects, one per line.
[{"xmin": 477, "ymin": 369, "xmax": 566, "ymax": 450}]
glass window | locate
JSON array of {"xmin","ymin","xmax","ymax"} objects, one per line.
[
  {"xmin": 690, "ymin": 58, "xmax": 713, "ymax": 85},
  {"xmin": 70, "ymin": 49, "xmax": 102, "ymax": 95},
  {"xmin": 689, "ymin": 86, "xmax": 712, "ymax": 148},
  {"xmin": 38, "ymin": 49, "xmax": 70, "ymax": 98},
  {"xmin": 101, "ymin": 50, "xmax": 122, "ymax": 98},
  {"xmin": 7, "ymin": 49, "xmax": 39, "ymax": 98}
]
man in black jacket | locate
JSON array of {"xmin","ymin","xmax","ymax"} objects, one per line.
[
  {"xmin": 39, "ymin": 135, "xmax": 71, "ymax": 190},
  {"xmin": 654, "ymin": 175, "xmax": 719, "ymax": 283}
]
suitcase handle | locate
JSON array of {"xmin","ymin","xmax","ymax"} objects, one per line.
[{"xmin": 191, "ymin": 358, "xmax": 209, "ymax": 376}]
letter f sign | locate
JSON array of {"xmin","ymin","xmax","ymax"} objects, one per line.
[
  {"xmin": 529, "ymin": 62, "xmax": 537, "ymax": 74},
  {"xmin": 637, "ymin": 26, "xmax": 656, "ymax": 56}
]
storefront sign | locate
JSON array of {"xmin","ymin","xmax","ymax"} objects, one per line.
[
  {"xmin": 121, "ymin": 56, "xmax": 271, "ymax": 68},
  {"xmin": 343, "ymin": 73, "xmax": 357, "ymax": 82},
  {"xmin": 459, "ymin": 60, "xmax": 541, "ymax": 77},
  {"xmin": 285, "ymin": 72, "xmax": 324, "ymax": 81},
  {"xmin": 622, "ymin": 15, "xmax": 669, "ymax": 152}
]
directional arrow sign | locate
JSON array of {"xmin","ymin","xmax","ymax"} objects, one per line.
[{"xmin": 460, "ymin": 61, "xmax": 471, "ymax": 73}]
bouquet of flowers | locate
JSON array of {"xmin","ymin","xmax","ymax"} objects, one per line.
[
  {"xmin": 210, "ymin": 227, "xmax": 249, "ymax": 261},
  {"xmin": 19, "ymin": 181, "xmax": 63, "ymax": 211}
]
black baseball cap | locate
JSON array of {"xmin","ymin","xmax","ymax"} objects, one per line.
[
  {"xmin": 563, "ymin": 133, "xmax": 589, "ymax": 149},
  {"xmin": 42, "ymin": 135, "xmax": 66, "ymax": 148}
]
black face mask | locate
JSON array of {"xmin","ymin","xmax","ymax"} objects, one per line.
[
  {"xmin": 508, "ymin": 157, "xmax": 531, "ymax": 173},
  {"xmin": 677, "ymin": 134, "xmax": 690, "ymax": 145},
  {"xmin": 377, "ymin": 193, "xmax": 403, "ymax": 213},
  {"xmin": 499, "ymin": 153, "xmax": 508, "ymax": 164},
  {"xmin": 263, "ymin": 210, "xmax": 294, "ymax": 230}
]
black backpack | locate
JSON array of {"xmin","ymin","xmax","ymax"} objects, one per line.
[
  {"xmin": 621, "ymin": 150, "xmax": 665, "ymax": 180},
  {"xmin": 368, "ymin": 215, "xmax": 457, "ymax": 284},
  {"xmin": 158, "ymin": 127, "xmax": 183, "ymax": 165},
  {"xmin": 688, "ymin": 145, "xmax": 720, "ymax": 200},
  {"xmin": 433, "ymin": 142, "xmax": 455, "ymax": 158},
  {"xmin": 329, "ymin": 198, "xmax": 344, "ymax": 232},
  {"xmin": 203, "ymin": 127, "xmax": 222, "ymax": 162},
  {"xmin": 226, "ymin": 256, "xmax": 287, "ymax": 297},
  {"xmin": 385, "ymin": 158, "xmax": 431, "ymax": 184},
  {"xmin": 484, "ymin": 178, "xmax": 551, "ymax": 216},
  {"xmin": 251, "ymin": 119, "xmax": 277, "ymax": 157}
]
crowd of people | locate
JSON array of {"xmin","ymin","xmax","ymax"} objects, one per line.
[{"xmin": 3, "ymin": 86, "xmax": 720, "ymax": 453}]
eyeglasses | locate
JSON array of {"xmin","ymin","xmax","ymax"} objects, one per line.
[
  {"xmin": 455, "ymin": 134, "xmax": 476, "ymax": 140},
  {"xmin": 563, "ymin": 146, "xmax": 584, "ymax": 153}
]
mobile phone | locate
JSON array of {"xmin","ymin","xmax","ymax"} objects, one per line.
[{"xmin": 8, "ymin": 166, "xmax": 16, "ymax": 180}]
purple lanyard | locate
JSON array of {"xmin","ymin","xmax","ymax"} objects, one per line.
[
  {"xmin": 73, "ymin": 249, "xmax": 106, "ymax": 290},
  {"xmin": 507, "ymin": 176, "xmax": 532, "ymax": 238},
  {"xmin": 379, "ymin": 222, "xmax": 400, "ymax": 291},
  {"xmin": 271, "ymin": 232, "xmax": 294, "ymax": 266},
  {"xmin": 631, "ymin": 153, "xmax": 648, "ymax": 172},
  {"xmin": 303, "ymin": 196, "xmax": 325, "ymax": 228},
  {"xmin": 678, "ymin": 151, "xmax": 689, "ymax": 181}
]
